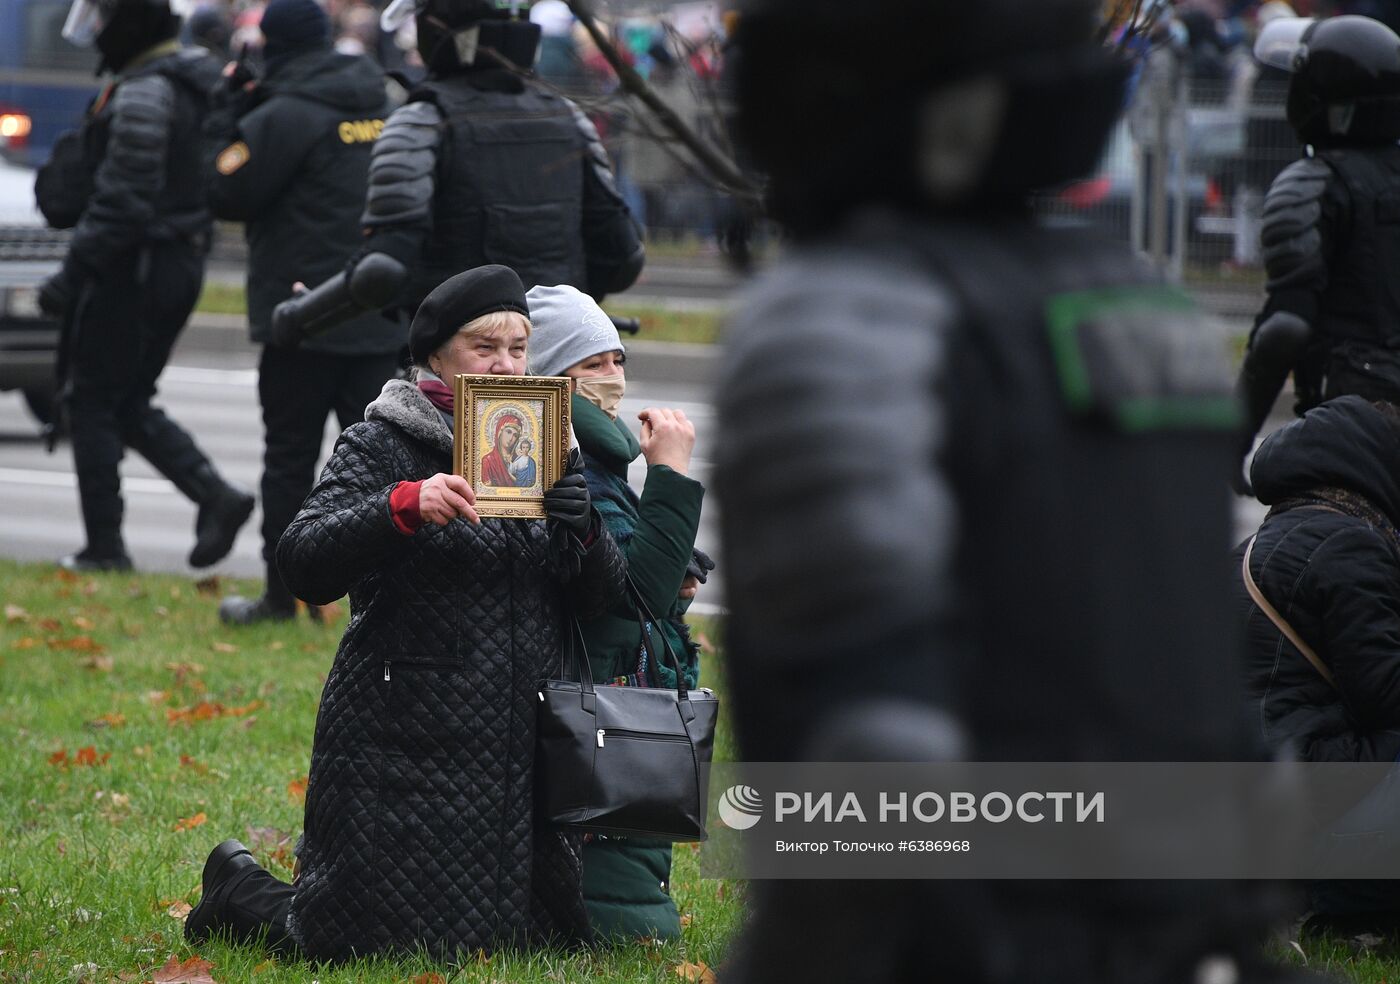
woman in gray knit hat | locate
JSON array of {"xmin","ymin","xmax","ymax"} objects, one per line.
[{"xmin": 528, "ymin": 283, "xmax": 716, "ymax": 941}]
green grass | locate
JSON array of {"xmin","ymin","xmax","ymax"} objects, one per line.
[
  {"xmin": 0, "ymin": 560, "xmax": 743, "ymax": 982},
  {"xmin": 192, "ymin": 285, "xmax": 725, "ymax": 346}
]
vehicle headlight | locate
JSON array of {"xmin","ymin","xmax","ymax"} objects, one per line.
[{"xmin": 4, "ymin": 287, "xmax": 41, "ymax": 319}]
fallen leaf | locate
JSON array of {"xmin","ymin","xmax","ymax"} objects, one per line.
[
  {"xmin": 48, "ymin": 748, "xmax": 68, "ymax": 767},
  {"xmin": 299, "ymin": 643, "xmax": 318, "ymax": 653},
  {"xmin": 147, "ymin": 690, "xmax": 170, "ymax": 705},
  {"xmin": 165, "ymin": 900, "xmax": 192, "ymax": 921},
  {"xmin": 38, "ymin": 617, "xmax": 62, "ymax": 631},
  {"xmin": 151, "ymin": 954, "xmax": 217, "ymax": 983},
  {"xmin": 80, "ymin": 654, "xmax": 114, "ymax": 672},
  {"xmin": 51, "ymin": 567, "xmax": 80, "ymax": 583},
  {"xmin": 172, "ymin": 812, "xmax": 208, "ymax": 833},
  {"xmin": 251, "ymin": 961, "xmax": 275, "ymax": 975},
  {"xmin": 674, "ymin": 962, "xmax": 716, "ymax": 984},
  {"xmin": 194, "ymin": 576, "xmax": 221, "ymax": 597},
  {"xmin": 680, "ymin": 913, "xmax": 693, "ymax": 928},
  {"xmin": 210, "ymin": 642, "xmax": 238, "ymax": 655},
  {"xmin": 72, "ymin": 616, "xmax": 95, "ymax": 631},
  {"xmin": 169, "ymin": 586, "xmax": 182, "ymax": 600},
  {"xmin": 74, "ymin": 746, "xmax": 110, "ymax": 767},
  {"xmin": 410, "ymin": 974, "xmax": 446, "ymax": 984},
  {"xmin": 287, "ymin": 777, "xmax": 308, "ymax": 803},
  {"xmin": 165, "ymin": 661, "xmax": 206, "ymax": 676},
  {"xmin": 10, "ymin": 636, "xmax": 39, "ymax": 650},
  {"xmin": 4, "ymin": 604, "xmax": 28, "ymax": 623},
  {"xmin": 81, "ymin": 580, "xmax": 99, "ymax": 597},
  {"xmin": 166, "ymin": 700, "xmax": 262, "ymax": 725},
  {"xmin": 88, "ymin": 712, "xmax": 127, "ymax": 729},
  {"xmin": 47, "ymin": 635, "xmax": 104, "ymax": 653},
  {"xmin": 109, "ymin": 792, "xmax": 131, "ymax": 809},
  {"xmin": 244, "ymin": 826, "xmax": 292, "ymax": 853},
  {"xmin": 268, "ymin": 641, "xmax": 285, "ymax": 652},
  {"xmin": 179, "ymin": 755, "xmax": 209, "ymax": 774}
]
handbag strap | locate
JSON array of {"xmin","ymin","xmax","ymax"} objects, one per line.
[
  {"xmin": 564, "ymin": 614, "xmax": 598, "ymax": 696},
  {"xmin": 1242, "ymin": 536, "xmax": 1338, "ymax": 690},
  {"xmin": 624, "ymin": 572, "xmax": 691, "ymax": 702}
]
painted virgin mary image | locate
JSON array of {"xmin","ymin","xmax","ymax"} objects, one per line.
[{"xmin": 481, "ymin": 413, "xmax": 522, "ymax": 487}]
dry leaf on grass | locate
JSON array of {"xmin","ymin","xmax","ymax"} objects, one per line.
[
  {"xmin": 245, "ymin": 826, "xmax": 293, "ymax": 853},
  {"xmin": 72, "ymin": 616, "xmax": 95, "ymax": 630},
  {"xmin": 37, "ymin": 617, "xmax": 62, "ymax": 631},
  {"xmin": 194, "ymin": 576, "xmax": 221, "ymax": 597},
  {"xmin": 165, "ymin": 700, "xmax": 262, "ymax": 725},
  {"xmin": 287, "ymin": 777, "xmax": 308, "ymax": 803},
  {"xmin": 87, "ymin": 712, "xmax": 127, "ymax": 729},
  {"xmin": 680, "ymin": 913, "xmax": 693, "ymax": 928},
  {"xmin": 674, "ymin": 961, "xmax": 717, "ymax": 984},
  {"xmin": 409, "ymin": 974, "xmax": 446, "ymax": 984},
  {"xmin": 74, "ymin": 746, "xmax": 110, "ymax": 767},
  {"xmin": 4, "ymin": 604, "xmax": 28, "ymax": 623},
  {"xmin": 165, "ymin": 900, "xmax": 192, "ymax": 921},
  {"xmin": 179, "ymin": 755, "xmax": 209, "ymax": 774},
  {"xmin": 172, "ymin": 812, "xmax": 207, "ymax": 833},
  {"xmin": 151, "ymin": 954, "xmax": 218, "ymax": 983},
  {"xmin": 81, "ymin": 654, "xmax": 114, "ymax": 672},
  {"xmin": 49, "ymin": 635, "xmax": 104, "ymax": 653},
  {"xmin": 210, "ymin": 642, "xmax": 238, "ymax": 655},
  {"xmin": 10, "ymin": 636, "xmax": 39, "ymax": 650}
]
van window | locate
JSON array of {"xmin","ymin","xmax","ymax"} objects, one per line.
[{"xmin": 25, "ymin": 1, "xmax": 98, "ymax": 73}]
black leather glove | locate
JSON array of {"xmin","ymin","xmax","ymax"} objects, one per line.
[
  {"xmin": 38, "ymin": 268, "xmax": 74, "ymax": 318},
  {"xmin": 544, "ymin": 472, "xmax": 592, "ymax": 536},
  {"xmin": 686, "ymin": 547, "xmax": 716, "ymax": 584}
]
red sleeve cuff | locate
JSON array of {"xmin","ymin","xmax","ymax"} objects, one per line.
[{"xmin": 390, "ymin": 480, "xmax": 424, "ymax": 535}]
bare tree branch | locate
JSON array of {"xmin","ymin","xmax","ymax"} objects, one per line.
[{"xmin": 564, "ymin": 0, "xmax": 760, "ymax": 203}]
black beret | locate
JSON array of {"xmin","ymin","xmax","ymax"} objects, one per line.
[{"xmin": 409, "ymin": 265, "xmax": 530, "ymax": 366}]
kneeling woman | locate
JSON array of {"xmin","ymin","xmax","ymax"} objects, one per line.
[{"xmin": 184, "ymin": 266, "xmax": 626, "ymax": 960}]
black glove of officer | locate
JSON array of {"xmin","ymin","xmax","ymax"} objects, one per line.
[
  {"xmin": 544, "ymin": 449, "xmax": 593, "ymax": 537},
  {"xmin": 687, "ymin": 547, "xmax": 716, "ymax": 584}
]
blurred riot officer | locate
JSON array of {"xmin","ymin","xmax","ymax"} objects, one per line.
[
  {"xmin": 35, "ymin": 0, "xmax": 253, "ymax": 572},
  {"xmin": 715, "ymin": 1, "xmax": 1309, "ymax": 982},
  {"xmin": 1235, "ymin": 15, "xmax": 1400, "ymax": 489},
  {"xmin": 203, "ymin": 0, "xmax": 405, "ymax": 624},
  {"xmin": 275, "ymin": 0, "xmax": 643, "ymax": 338}
]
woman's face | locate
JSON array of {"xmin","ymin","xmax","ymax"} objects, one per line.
[
  {"xmin": 564, "ymin": 349, "xmax": 626, "ymax": 380},
  {"xmin": 431, "ymin": 324, "xmax": 529, "ymax": 378}
]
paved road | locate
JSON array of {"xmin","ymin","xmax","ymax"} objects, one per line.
[{"xmin": 0, "ymin": 341, "xmax": 727, "ymax": 613}]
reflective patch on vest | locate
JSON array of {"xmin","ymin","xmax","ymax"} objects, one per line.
[
  {"xmin": 1044, "ymin": 286, "xmax": 1240, "ymax": 433},
  {"xmin": 338, "ymin": 118, "xmax": 386, "ymax": 144},
  {"xmin": 215, "ymin": 141, "xmax": 250, "ymax": 175}
]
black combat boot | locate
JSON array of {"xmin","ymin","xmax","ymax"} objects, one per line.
[
  {"xmin": 184, "ymin": 463, "xmax": 256, "ymax": 569},
  {"xmin": 219, "ymin": 560, "xmax": 296, "ymax": 625},
  {"xmin": 185, "ymin": 839, "xmax": 297, "ymax": 953}
]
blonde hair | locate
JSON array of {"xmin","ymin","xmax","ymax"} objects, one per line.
[{"xmin": 462, "ymin": 309, "xmax": 532, "ymax": 339}]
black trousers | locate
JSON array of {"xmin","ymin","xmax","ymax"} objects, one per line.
[
  {"xmin": 257, "ymin": 345, "xmax": 398, "ymax": 598},
  {"xmin": 218, "ymin": 863, "xmax": 298, "ymax": 955},
  {"xmin": 67, "ymin": 242, "xmax": 210, "ymax": 554}
]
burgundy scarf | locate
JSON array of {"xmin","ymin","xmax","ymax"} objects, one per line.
[{"xmin": 417, "ymin": 377, "xmax": 454, "ymax": 414}]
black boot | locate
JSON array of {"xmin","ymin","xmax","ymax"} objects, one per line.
[
  {"xmin": 185, "ymin": 464, "xmax": 255, "ymax": 569},
  {"xmin": 122, "ymin": 411, "xmax": 255, "ymax": 568},
  {"xmin": 219, "ymin": 560, "xmax": 296, "ymax": 626},
  {"xmin": 58, "ymin": 549, "xmax": 133, "ymax": 573},
  {"xmin": 185, "ymin": 839, "xmax": 297, "ymax": 952}
]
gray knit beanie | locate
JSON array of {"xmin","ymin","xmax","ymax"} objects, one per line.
[{"xmin": 526, "ymin": 284, "xmax": 624, "ymax": 378}]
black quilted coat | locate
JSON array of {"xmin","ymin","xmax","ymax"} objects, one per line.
[
  {"xmin": 1236, "ymin": 396, "xmax": 1400, "ymax": 763},
  {"xmin": 276, "ymin": 379, "xmax": 626, "ymax": 960}
]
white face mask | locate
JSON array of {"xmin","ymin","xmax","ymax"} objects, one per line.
[{"xmin": 575, "ymin": 374, "xmax": 625, "ymax": 420}]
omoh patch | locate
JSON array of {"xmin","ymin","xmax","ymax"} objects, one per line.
[{"xmin": 216, "ymin": 141, "xmax": 250, "ymax": 175}]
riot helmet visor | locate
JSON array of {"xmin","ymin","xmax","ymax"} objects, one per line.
[
  {"xmin": 1254, "ymin": 17, "xmax": 1317, "ymax": 72},
  {"xmin": 62, "ymin": 0, "xmax": 112, "ymax": 46},
  {"xmin": 381, "ymin": 0, "xmax": 426, "ymax": 32}
]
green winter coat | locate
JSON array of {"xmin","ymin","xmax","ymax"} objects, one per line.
[{"xmin": 571, "ymin": 394, "xmax": 705, "ymax": 941}]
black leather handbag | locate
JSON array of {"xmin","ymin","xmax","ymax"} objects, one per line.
[{"xmin": 536, "ymin": 577, "xmax": 719, "ymax": 841}]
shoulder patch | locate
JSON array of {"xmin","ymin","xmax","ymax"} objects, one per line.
[
  {"xmin": 216, "ymin": 141, "xmax": 250, "ymax": 175},
  {"xmin": 1045, "ymin": 286, "xmax": 1240, "ymax": 433}
]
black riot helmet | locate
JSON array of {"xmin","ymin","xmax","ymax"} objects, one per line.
[
  {"xmin": 63, "ymin": 0, "xmax": 180, "ymax": 73},
  {"xmin": 381, "ymin": 0, "xmax": 542, "ymax": 77},
  {"xmin": 1256, "ymin": 15, "xmax": 1400, "ymax": 146},
  {"xmin": 730, "ymin": 0, "xmax": 1130, "ymax": 237}
]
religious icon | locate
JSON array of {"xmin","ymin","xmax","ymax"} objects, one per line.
[{"xmin": 453, "ymin": 374, "xmax": 571, "ymax": 519}]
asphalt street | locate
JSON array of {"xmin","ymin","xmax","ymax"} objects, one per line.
[{"xmin": 0, "ymin": 337, "xmax": 728, "ymax": 614}]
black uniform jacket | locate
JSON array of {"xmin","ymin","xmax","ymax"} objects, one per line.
[{"xmin": 206, "ymin": 48, "xmax": 403, "ymax": 354}]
